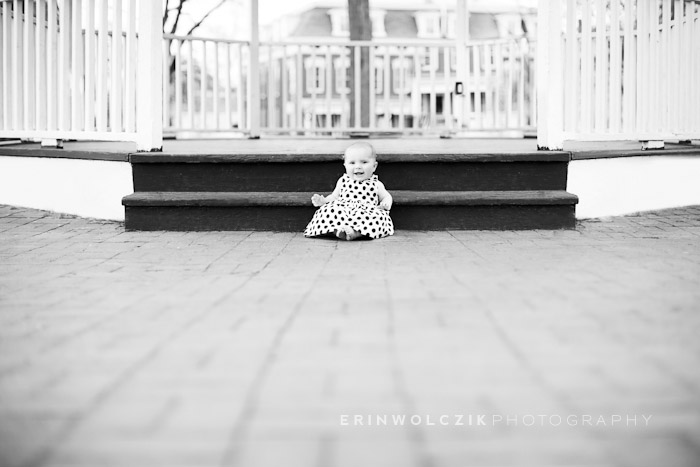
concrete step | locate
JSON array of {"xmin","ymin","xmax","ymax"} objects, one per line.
[
  {"xmin": 130, "ymin": 152, "xmax": 571, "ymax": 192},
  {"xmin": 123, "ymin": 190, "xmax": 578, "ymax": 231}
]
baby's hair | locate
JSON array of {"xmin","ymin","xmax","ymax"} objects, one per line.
[{"xmin": 344, "ymin": 142, "xmax": 377, "ymax": 160}]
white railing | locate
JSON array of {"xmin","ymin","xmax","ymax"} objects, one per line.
[
  {"xmin": 538, "ymin": 0, "xmax": 700, "ymax": 149},
  {"xmin": 163, "ymin": 36, "xmax": 536, "ymax": 137},
  {"xmin": 0, "ymin": 0, "xmax": 162, "ymax": 150}
]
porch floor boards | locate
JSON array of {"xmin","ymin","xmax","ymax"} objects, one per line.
[{"xmin": 1, "ymin": 138, "xmax": 698, "ymax": 161}]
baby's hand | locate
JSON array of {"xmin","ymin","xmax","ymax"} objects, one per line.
[
  {"xmin": 311, "ymin": 194, "xmax": 326, "ymax": 207},
  {"xmin": 379, "ymin": 198, "xmax": 392, "ymax": 211}
]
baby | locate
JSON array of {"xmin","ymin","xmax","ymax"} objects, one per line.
[{"xmin": 304, "ymin": 142, "xmax": 394, "ymax": 241}]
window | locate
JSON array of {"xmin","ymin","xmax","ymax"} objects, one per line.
[
  {"xmin": 304, "ymin": 57, "xmax": 325, "ymax": 94},
  {"xmin": 446, "ymin": 13, "xmax": 456, "ymax": 39},
  {"xmin": 419, "ymin": 47, "xmax": 438, "ymax": 72},
  {"xmin": 392, "ymin": 57, "xmax": 413, "ymax": 94},
  {"xmin": 334, "ymin": 56, "xmax": 350, "ymax": 94},
  {"xmin": 415, "ymin": 11, "xmax": 441, "ymax": 39},
  {"xmin": 374, "ymin": 58, "xmax": 384, "ymax": 94}
]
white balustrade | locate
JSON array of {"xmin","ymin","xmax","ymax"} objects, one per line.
[
  {"xmin": 0, "ymin": 0, "xmax": 162, "ymax": 151},
  {"xmin": 163, "ymin": 36, "xmax": 536, "ymax": 137},
  {"xmin": 538, "ymin": 0, "xmax": 700, "ymax": 149}
]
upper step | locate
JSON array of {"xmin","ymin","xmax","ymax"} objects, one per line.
[{"xmin": 130, "ymin": 152, "xmax": 571, "ymax": 192}]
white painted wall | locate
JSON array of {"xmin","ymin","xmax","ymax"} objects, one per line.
[
  {"xmin": 569, "ymin": 156, "xmax": 700, "ymax": 219},
  {"xmin": 0, "ymin": 157, "xmax": 132, "ymax": 221}
]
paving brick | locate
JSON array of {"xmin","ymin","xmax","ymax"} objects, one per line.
[{"xmin": 1, "ymin": 204, "xmax": 699, "ymax": 467}]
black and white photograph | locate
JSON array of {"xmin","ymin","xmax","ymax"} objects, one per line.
[{"xmin": 1, "ymin": 0, "xmax": 699, "ymax": 466}]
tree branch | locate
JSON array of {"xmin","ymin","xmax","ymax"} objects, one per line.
[{"xmin": 184, "ymin": 0, "xmax": 227, "ymax": 37}]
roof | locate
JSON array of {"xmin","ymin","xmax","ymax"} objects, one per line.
[{"xmin": 288, "ymin": 7, "xmax": 502, "ymax": 40}]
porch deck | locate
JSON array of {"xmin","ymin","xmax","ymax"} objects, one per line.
[{"xmin": 1, "ymin": 138, "xmax": 698, "ymax": 162}]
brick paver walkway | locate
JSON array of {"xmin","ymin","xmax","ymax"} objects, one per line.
[{"xmin": 1, "ymin": 205, "xmax": 699, "ymax": 467}]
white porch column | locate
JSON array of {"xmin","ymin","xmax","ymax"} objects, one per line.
[
  {"xmin": 536, "ymin": 0, "xmax": 564, "ymax": 150},
  {"xmin": 248, "ymin": 0, "xmax": 261, "ymax": 138},
  {"xmin": 136, "ymin": 0, "xmax": 163, "ymax": 151}
]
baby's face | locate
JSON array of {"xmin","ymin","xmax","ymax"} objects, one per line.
[{"xmin": 344, "ymin": 147, "xmax": 378, "ymax": 181}]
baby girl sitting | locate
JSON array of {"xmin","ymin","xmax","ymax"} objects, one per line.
[{"xmin": 304, "ymin": 142, "xmax": 394, "ymax": 241}]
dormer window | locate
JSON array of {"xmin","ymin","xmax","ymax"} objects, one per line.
[
  {"xmin": 370, "ymin": 10, "xmax": 387, "ymax": 38},
  {"xmin": 415, "ymin": 11, "xmax": 441, "ymax": 39},
  {"xmin": 329, "ymin": 9, "xmax": 349, "ymax": 37}
]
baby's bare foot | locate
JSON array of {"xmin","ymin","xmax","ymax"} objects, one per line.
[{"xmin": 344, "ymin": 227, "xmax": 362, "ymax": 241}]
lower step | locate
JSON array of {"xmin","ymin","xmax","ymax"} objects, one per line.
[{"xmin": 122, "ymin": 191, "xmax": 578, "ymax": 231}]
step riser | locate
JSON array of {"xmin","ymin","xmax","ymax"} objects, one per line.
[
  {"xmin": 125, "ymin": 205, "xmax": 576, "ymax": 231},
  {"xmin": 132, "ymin": 161, "xmax": 569, "ymax": 192}
]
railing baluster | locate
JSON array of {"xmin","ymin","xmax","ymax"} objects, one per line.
[
  {"xmin": 369, "ymin": 45, "xmax": 375, "ymax": 129},
  {"xmin": 35, "ymin": 0, "xmax": 46, "ymax": 130},
  {"xmin": 492, "ymin": 44, "xmax": 500, "ymax": 129},
  {"xmin": 517, "ymin": 41, "xmax": 525, "ymax": 128},
  {"xmin": 24, "ymin": 0, "xmax": 34, "ymax": 130},
  {"xmin": 564, "ymin": 0, "xmax": 576, "ymax": 131},
  {"xmin": 238, "ymin": 44, "xmax": 245, "ymax": 130},
  {"xmin": 70, "ymin": 0, "xmax": 82, "ymax": 130},
  {"xmin": 662, "ymin": 0, "xmax": 671, "ymax": 132},
  {"xmin": 506, "ymin": 42, "xmax": 513, "ymax": 129},
  {"xmin": 281, "ymin": 45, "xmax": 288, "ymax": 130},
  {"xmin": 84, "ymin": 0, "xmax": 95, "ymax": 131},
  {"xmin": 1, "ymin": 2, "xmax": 8, "ymax": 129},
  {"xmin": 473, "ymin": 45, "xmax": 481, "ymax": 129},
  {"xmin": 651, "ymin": 0, "xmax": 661, "ymax": 134},
  {"xmin": 672, "ymin": 0, "xmax": 681, "ymax": 134},
  {"xmin": 96, "ymin": 0, "xmax": 108, "ymax": 131},
  {"xmin": 295, "ymin": 45, "xmax": 302, "ymax": 131},
  {"xmin": 354, "ymin": 45, "xmax": 360, "ymax": 129},
  {"xmin": 187, "ymin": 40, "xmax": 194, "ymax": 129},
  {"xmin": 594, "ymin": 0, "xmax": 606, "ymax": 131},
  {"xmin": 213, "ymin": 42, "xmax": 220, "ymax": 130},
  {"xmin": 622, "ymin": 0, "xmax": 635, "ymax": 132},
  {"xmin": 269, "ymin": 45, "xmax": 276, "ymax": 129},
  {"xmin": 581, "ymin": 0, "xmax": 592, "ymax": 133},
  {"xmin": 125, "ymin": 0, "xmax": 136, "ymax": 132},
  {"xmin": 163, "ymin": 37, "xmax": 169, "ymax": 130},
  {"xmin": 429, "ymin": 46, "xmax": 436, "ymax": 128},
  {"xmin": 609, "ymin": 0, "xmax": 621, "ymax": 133},
  {"xmin": 12, "ymin": 0, "xmax": 23, "ymax": 129},
  {"xmin": 175, "ymin": 39, "xmax": 183, "ymax": 130},
  {"xmin": 325, "ymin": 46, "xmax": 332, "ymax": 130},
  {"xmin": 443, "ymin": 47, "xmax": 452, "ymax": 131},
  {"xmin": 412, "ymin": 47, "xmax": 419, "ymax": 130},
  {"xmin": 485, "ymin": 44, "xmax": 494, "ymax": 129},
  {"xmin": 309, "ymin": 46, "xmax": 317, "ymax": 131},
  {"xmin": 398, "ymin": 46, "xmax": 405, "ymax": 130},
  {"xmin": 58, "ymin": 0, "xmax": 71, "ymax": 130},
  {"xmin": 200, "ymin": 40, "xmax": 207, "ymax": 129},
  {"xmin": 636, "ymin": 0, "xmax": 646, "ymax": 132},
  {"xmin": 225, "ymin": 42, "xmax": 231, "ymax": 130},
  {"xmin": 383, "ymin": 46, "xmax": 390, "ymax": 128},
  {"xmin": 111, "ymin": 0, "xmax": 122, "ymax": 132}
]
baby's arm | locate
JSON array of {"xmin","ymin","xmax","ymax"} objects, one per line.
[
  {"xmin": 311, "ymin": 178, "xmax": 343, "ymax": 207},
  {"xmin": 376, "ymin": 181, "xmax": 393, "ymax": 211}
]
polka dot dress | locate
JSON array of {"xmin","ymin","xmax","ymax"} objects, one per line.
[{"xmin": 304, "ymin": 174, "xmax": 394, "ymax": 239}]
